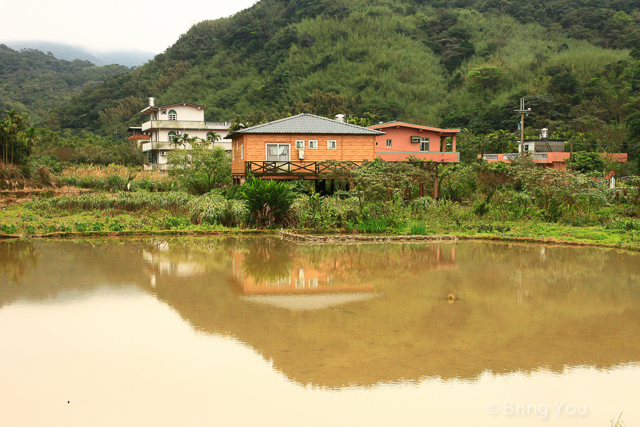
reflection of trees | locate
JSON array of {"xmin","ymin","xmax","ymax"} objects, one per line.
[
  {"xmin": 0, "ymin": 241, "xmax": 39, "ymax": 285},
  {"xmin": 3, "ymin": 237, "xmax": 639, "ymax": 389},
  {"xmin": 241, "ymin": 238, "xmax": 294, "ymax": 284}
]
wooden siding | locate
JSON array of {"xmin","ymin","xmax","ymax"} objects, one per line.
[{"xmin": 231, "ymin": 133, "xmax": 376, "ymax": 176}]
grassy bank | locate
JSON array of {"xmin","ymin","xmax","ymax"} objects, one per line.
[
  {"xmin": 1, "ymin": 190, "xmax": 638, "ymax": 251},
  {"xmin": 1, "ymin": 160, "xmax": 639, "ymax": 250}
]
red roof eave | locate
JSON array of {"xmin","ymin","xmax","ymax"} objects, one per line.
[{"xmin": 368, "ymin": 122, "xmax": 460, "ymax": 134}]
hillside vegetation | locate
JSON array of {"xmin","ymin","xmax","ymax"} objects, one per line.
[
  {"xmin": 34, "ymin": 0, "xmax": 640, "ymax": 166},
  {"xmin": 0, "ymin": 45, "xmax": 129, "ymax": 124}
]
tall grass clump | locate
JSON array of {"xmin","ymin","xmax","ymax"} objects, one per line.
[
  {"xmin": 27, "ymin": 192, "xmax": 193, "ymax": 214},
  {"xmin": 357, "ymin": 219, "xmax": 388, "ymax": 233},
  {"xmin": 187, "ymin": 194, "xmax": 248, "ymax": 227},
  {"xmin": 0, "ymin": 162, "xmax": 54, "ymax": 189},
  {"xmin": 409, "ymin": 221, "xmax": 428, "ymax": 235},
  {"xmin": 605, "ymin": 217, "xmax": 640, "ymax": 231}
]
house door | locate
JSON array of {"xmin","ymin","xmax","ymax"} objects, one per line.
[{"xmin": 266, "ymin": 144, "xmax": 290, "ymax": 172}]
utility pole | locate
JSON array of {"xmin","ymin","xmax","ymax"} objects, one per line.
[{"xmin": 515, "ymin": 98, "xmax": 531, "ymax": 155}]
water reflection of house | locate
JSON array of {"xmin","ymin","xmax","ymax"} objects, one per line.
[
  {"xmin": 434, "ymin": 245, "xmax": 457, "ymax": 270},
  {"xmin": 230, "ymin": 250, "xmax": 379, "ymax": 311},
  {"xmin": 231, "ymin": 252, "xmax": 375, "ymax": 295},
  {"xmin": 142, "ymin": 240, "xmax": 206, "ymax": 286}
]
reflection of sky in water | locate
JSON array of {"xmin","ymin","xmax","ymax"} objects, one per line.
[
  {"xmin": 0, "ymin": 288, "xmax": 638, "ymax": 427},
  {"xmin": 1, "ymin": 239, "xmax": 639, "ymax": 427}
]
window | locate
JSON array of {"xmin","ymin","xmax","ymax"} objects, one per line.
[
  {"xmin": 168, "ymin": 109, "xmax": 177, "ymax": 121},
  {"xmin": 309, "ymin": 140, "xmax": 318, "ymax": 149},
  {"xmin": 295, "ymin": 140, "xmax": 305, "ymax": 149},
  {"xmin": 420, "ymin": 137, "xmax": 430, "ymax": 152},
  {"xmin": 232, "ymin": 145, "xmax": 235, "ymax": 161},
  {"xmin": 327, "ymin": 140, "xmax": 337, "ymax": 149},
  {"xmin": 386, "ymin": 139, "xmax": 392, "ymax": 147},
  {"xmin": 161, "ymin": 109, "xmax": 166, "ymax": 114},
  {"xmin": 168, "ymin": 131, "xmax": 176, "ymax": 141},
  {"xmin": 308, "ymin": 277, "xmax": 318, "ymax": 288},
  {"xmin": 241, "ymin": 145, "xmax": 244, "ymax": 160},
  {"xmin": 524, "ymin": 144, "xmax": 530, "ymax": 151}
]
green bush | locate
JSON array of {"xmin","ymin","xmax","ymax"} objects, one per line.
[{"xmin": 241, "ymin": 177, "xmax": 295, "ymax": 227}]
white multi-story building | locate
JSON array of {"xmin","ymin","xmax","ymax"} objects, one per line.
[{"xmin": 140, "ymin": 97, "xmax": 231, "ymax": 171}]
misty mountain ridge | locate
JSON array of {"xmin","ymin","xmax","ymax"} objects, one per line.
[{"xmin": 3, "ymin": 41, "xmax": 156, "ymax": 67}]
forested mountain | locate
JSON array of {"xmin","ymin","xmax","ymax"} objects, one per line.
[
  {"xmin": 44, "ymin": 0, "xmax": 640, "ymax": 162},
  {"xmin": 0, "ymin": 45, "xmax": 130, "ymax": 124}
]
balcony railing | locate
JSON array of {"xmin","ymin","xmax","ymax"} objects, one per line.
[
  {"xmin": 484, "ymin": 153, "xmax": 549, "ymax": 161},
  {"xmin": 141, "ymin": 142, "xmax": 176, "ymax": 152},
  {"xmin": 246, "ymin": 161, "xmax": 362, "ymax": 176},
  {"xmin": 141, "ymin": 120, "xmax": 231, "ymax": 132}
]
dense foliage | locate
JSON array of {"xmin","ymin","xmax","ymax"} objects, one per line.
[
  {"xmin": 0, "ymin": 109, "xmax": 37, "ymax": 165},
  {"xmin": 42, "ymin": 0, "xmax": 639, "ymax": 169},
  {"xmin": 0, "ymin": 45, "xmax": 129, "ymax": 125},
  {"xmin": 167, "ymin": 139, "xmax": 231, "ymax": 194}
]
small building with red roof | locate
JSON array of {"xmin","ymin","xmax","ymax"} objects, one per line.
[{"xmin": 368, "ymin": 121, "xmax": 460, "ymax": 163}]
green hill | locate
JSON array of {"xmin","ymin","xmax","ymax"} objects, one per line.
[
  {"xmin": 45, "ymin": 0, "xmax": 640, "ymax": 162},
  {"xmin": 0, "ymin": 45, "xmax": 130, "ymax": 124}
]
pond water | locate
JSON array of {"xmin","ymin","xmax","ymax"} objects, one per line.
[{"xmin": 0, "ymin": 237, "xmax": 639, "ymax": 427}]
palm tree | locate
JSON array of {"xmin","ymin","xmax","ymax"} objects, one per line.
[{"xmin": 207, "ymin": 131, "xmax": 221, "ymax": 144}]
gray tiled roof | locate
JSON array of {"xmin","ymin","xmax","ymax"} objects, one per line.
[{"xmin": 229, "ymin": 114, "xmax": 385, "ymax": 136}]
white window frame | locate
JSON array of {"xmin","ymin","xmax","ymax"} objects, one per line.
[
  {"xmin": 386, "ymin": 139, "xmax": 392, "ymax": 147},
  {"xmin": 308, "ymin": 140, "xmax": 318, "ymax": 149},
  {"xmin": 327, "ymin": 140, "xmax": 337, "ymax": 150},
  {"xmin": 241, "ymin": 144, "xmax": 244, "ymax": 160},
  {"xmin": 168, "ymin": 110, "xmax": 177, "ymax": 121},
  {"xmin": 420, "ymin": 137, "xmax": 430, "ymax": 152},
  {"xmin": 295, "ymin": 140, "xmax": 305, "ymax": 149},
  {"xmin": 232, "ymin": 144, "xmax": 235, "ymax": 161}
]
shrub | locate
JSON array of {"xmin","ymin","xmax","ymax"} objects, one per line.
[
  {"xmin": 167, "ymin": 142, "xmax": 231, "ymax": 194},
  {"xmin": 241, "ymin": 177, "xmax": 295, "ymax": 227}
]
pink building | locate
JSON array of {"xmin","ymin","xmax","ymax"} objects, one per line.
[
  {"xmin": 482, "ymin": 152, "xmax": 628, "ymax": 174},
  {"xmin": 368, "ymin": 122, "xmax": 460, "ymax": 163}
]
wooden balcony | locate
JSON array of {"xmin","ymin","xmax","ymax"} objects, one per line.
[{"xmin": 245, "ymin": 161, "xmax": 362, "ymax": 178}]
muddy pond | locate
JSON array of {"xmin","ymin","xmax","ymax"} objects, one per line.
[{"xmin": 0, "ymin": 237, "xmax": 639, "ymax": 426}]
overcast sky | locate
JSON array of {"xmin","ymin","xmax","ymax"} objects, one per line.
[{"xmin": 0, "ymin": 0, "xmax": 258, "ymax": 53}]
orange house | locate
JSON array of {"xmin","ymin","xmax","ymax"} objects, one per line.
[
  {"xmin": 368, "ymin": 121, "xmax": 460, "ymax": 163},
  {"xmin": 228, "ymin": 113, "xmax": 384, "ymax": 183}
]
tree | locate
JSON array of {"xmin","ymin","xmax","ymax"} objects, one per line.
[
  {"xmin": 0, "ymin": 109, "xmax": 36, "ymax": 165},
  {"xmin": 571, "ymin": 151, "xmax": 605, "ymax": 175},
  {"xmin": 167, "ymin": 137, "xmax": 231, "ymax": 194},
  {"xmin": 466, "ymin": 66, "xmax": 504, "ymax": 91}
]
